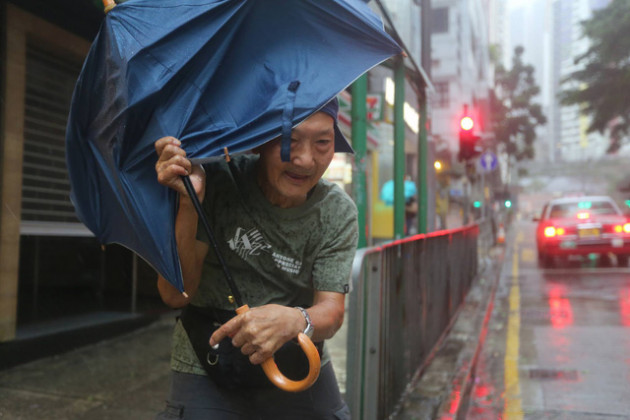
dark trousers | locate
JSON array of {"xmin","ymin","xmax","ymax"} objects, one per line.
[{"xmin": 155, "ymin": 363, "xmax": 350, "ymax": 419}]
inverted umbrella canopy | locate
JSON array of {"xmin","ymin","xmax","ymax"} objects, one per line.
[{"xmin": 66, "ymin": 0, "xmax": 402, "ymax": 292}]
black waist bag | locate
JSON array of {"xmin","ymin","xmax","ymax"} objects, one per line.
[{"xmin": 180, "ymin": 305, "xmax": 323, "ymax": 390}]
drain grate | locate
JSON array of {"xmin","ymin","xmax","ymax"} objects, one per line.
[{"xmin": 528, "ymin": 368, "xmax": 579, "ymax": 381}]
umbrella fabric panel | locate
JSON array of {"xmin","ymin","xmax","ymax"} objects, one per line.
[
  {"xmin": 86, "ymin": 0, "xmax": 401, "ymax": 162},
  {"xmin": 67, "ymin": 0, "xmax": 402, "ymax": 291}
]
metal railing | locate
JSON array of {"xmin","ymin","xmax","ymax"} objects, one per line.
[{"xmin": 346, "ymin": 221, "xmax": 492, "ymax": 419}]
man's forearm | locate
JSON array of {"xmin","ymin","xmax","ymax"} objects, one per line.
[
  {"xmin": 175, "ymin": 196, "xmax": 203, "ymax": 290},
  {"xmin": 308, "ymin": 292, "xmax": 345, "ymax": 342},
  {"xmin": 158, "ymin": 195, "xmax": 206, "ymax": 307}
]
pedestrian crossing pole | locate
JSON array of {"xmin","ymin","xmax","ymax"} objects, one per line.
[
  {"xmin": 417, "ymin": 92, "xmax": 428, "ymax": 234},
  {"xmin": 393, "ymin": 57, "xmax": 406, "ymax": 239}
]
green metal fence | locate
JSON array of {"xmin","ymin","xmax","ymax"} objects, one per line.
[{"xmin": 345, "ymin": 220, "xmax": 493, "ymax": 419}]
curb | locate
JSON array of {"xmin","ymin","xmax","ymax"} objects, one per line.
[
  {"xmin": 394, "ymin": 246, "xmax": 505, "ymax": 420},
  {"xmin": 0, "ymin": 313, "xmax": 159, "ymax": 371},
  {"xmin": 435, "ymin": 249, "xmax": 503, "ymax": 419}
]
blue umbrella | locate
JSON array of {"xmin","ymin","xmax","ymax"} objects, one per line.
[
  {"xmin": 66, "ymin": 0, "xmax": 401, "ymax": 293},
  {"xmin": 380, "ymin": 179, "xmax": 417, "ymax": 206}
]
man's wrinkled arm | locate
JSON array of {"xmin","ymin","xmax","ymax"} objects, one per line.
[{"xmin": 307, "ymin": 290, "xmax": 345, "ymax": 342}]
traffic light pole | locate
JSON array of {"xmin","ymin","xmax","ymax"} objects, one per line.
[
  {"xmin": 351, "ymin": 74, "xmax": 368, "ymax": 249},
  {"xmin": 463, "ymin": 174, "xmax": 470, "ymax": 225},
  {"xmin": 418, "ymin": 0, "xmax": 431, "ymax": 234},
  {"xmin": 480, "ymin": 168, "xmax": 485, "ymax": 220}
]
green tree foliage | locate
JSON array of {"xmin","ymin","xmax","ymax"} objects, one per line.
[
  {"xmin": 490, "ymin": 46, "xmax": 546, "ymax": 160},
  {"xmin": 559, "ymin": 0, "xmax": 630, "ymax": 153}
]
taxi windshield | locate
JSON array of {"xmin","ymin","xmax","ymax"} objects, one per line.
[{"xmin": 549, "ymin": 200, "xmax": 618, "ymax": 218}]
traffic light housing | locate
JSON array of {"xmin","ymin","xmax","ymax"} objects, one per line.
[{"xmin": 458, "ymin": 116, "xmax": 481, "ymax": 161}]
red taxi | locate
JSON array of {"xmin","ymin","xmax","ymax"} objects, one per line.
[{"xmin": 535, "ymin": 196, "xmax": 630, "ymax": 267}]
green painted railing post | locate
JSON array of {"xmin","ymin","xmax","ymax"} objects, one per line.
[
  {"xmin": 351, "ymin": 74, "xmax": 368, "ymax": 248},
  {"xmin": 393, "ymin": 58, "xmax": 405, "ymax": 239},
  {"xmin": 417, "ymin": 92, "xmax": 428, "ymax": 234}
]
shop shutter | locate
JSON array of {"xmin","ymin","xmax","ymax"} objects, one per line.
[{"xmin": 21, "ymin": 43, "xmax": 82, "ymax": 224}]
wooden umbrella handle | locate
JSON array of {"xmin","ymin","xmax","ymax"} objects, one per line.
[
  {"xmin": 102, "ymin": 0, "xmax": 116, "ymax": 13},
  {"xmin": 236, "ymin": 305, "xmax": 321, "ymax": 392}
]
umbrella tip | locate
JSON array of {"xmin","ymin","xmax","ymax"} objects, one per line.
[
  {"xmin": 182, "ymin": 291, "xmax": 189, "ymax": 299},
  {"xmin": 223, "ymin": 147, "xmax": 231, "ymax": 163}
]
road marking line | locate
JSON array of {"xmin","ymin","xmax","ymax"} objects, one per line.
[
  {"xmin": 504, "ymin": 239, "xmax": 523, "ymax": 419},
  {"xmin": 521, "ymin": 248, "xmax": 535, "ymax": 262}
]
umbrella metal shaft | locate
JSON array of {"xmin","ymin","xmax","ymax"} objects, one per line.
[{"xmin": 182, "ymin": 175, "xmax": 244, "ymax": 307}]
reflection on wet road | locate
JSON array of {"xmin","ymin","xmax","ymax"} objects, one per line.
[{"xmin": 466, "ymin": 220, "xmax": 630, "ymax": 419}]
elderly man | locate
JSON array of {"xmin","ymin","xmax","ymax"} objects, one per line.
[{"xmin": 154, "ymin": 98, "xmax": 358, "ymax": 419}]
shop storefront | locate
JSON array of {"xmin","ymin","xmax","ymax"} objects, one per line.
[{"xmin": 0, "ymin": 2, "xmax": 163, "ymax": 347}]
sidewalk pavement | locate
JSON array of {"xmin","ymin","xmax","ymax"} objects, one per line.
[
  {"xmin": 0, "ymin": 313, "xmax": 174, "ymax": 420},
  {"xmin": 0, "ymin": 309, "xmax": 350, "ymax": 420}
]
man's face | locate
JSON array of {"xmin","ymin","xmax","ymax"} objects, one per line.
[{"xmin": 255, "ymin": 112, "xmax": 336, "ymax": 208}]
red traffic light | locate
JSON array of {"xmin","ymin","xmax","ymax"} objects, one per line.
[
  {"xmin": 458, "ymin": 115, "xmax": 480, "ymax": 161},
  {"xmin": 460, "ymin": 116, "xmax": 474, "ymax": 131}
]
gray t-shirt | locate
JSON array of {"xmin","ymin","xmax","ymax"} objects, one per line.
[{"xmin": 171, "ymin": 154, "xmax": 358, "ymax": 374}]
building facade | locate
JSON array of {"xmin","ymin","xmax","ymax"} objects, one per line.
[
  {"xmin": 0, "ymin": 1, "xmax": 171, "ymax": 344},
  {"xmin": 430, "ymin": 0, "xmax": 493, "ymax": 153}
]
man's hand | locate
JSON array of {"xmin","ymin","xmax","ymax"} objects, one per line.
[
  {"xmin": 209, "ymin": 292, "xmax": 345, "ymax": 364},
  {"xmin": 209, "ymin": 305, "xmax": 305, "ymax": 365},
  {"xmin": 155, "ymin": 136, "xmax": 205, "ymax": 201}
]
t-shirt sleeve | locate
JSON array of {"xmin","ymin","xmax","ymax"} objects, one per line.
[{"xmin": 311, "ymin": 195, "xmax": 359, "ymax": 294}]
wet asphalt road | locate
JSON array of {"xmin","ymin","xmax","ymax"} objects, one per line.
[{"xmin": 465, "ymin": 219, "xmax": 630, "ymax": 419}]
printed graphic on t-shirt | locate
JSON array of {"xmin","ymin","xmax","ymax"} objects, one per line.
[
  {"xmin": 272, "ymin": 252, "xmax": 302, "ymax": 275},
  {"xmin": 226, "ymin": 226, "xmax": 302, "ymax": 275},
  {"xmin": 227, "ymin": 227, "xmax": 272, "ymax": 259}
]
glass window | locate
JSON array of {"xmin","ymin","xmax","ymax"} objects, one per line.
[
  {"xmin": 434, "ymin": 81, "xmax": 449, "ymax": 108},
  {"xmin": 431, "ymin": 7, "xmax": 449, "ymax": 34}
]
